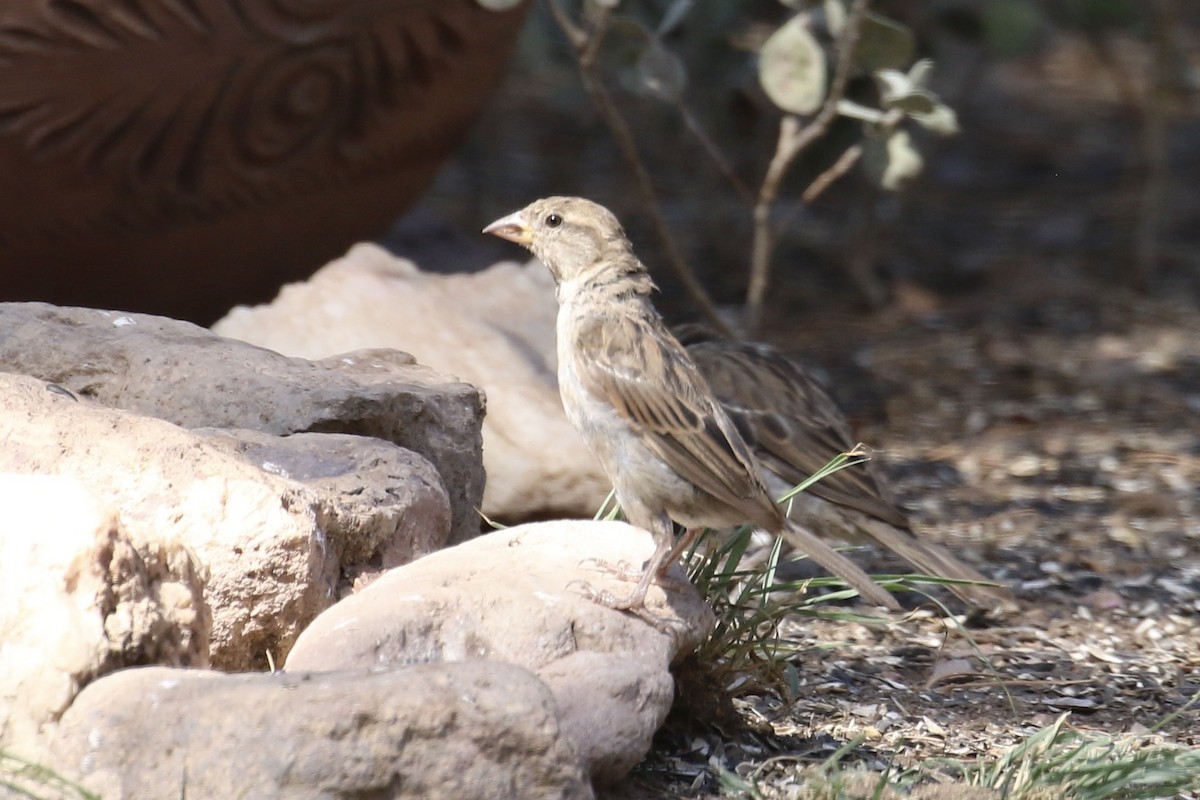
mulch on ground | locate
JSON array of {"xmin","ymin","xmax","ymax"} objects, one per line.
[{"xmin": 606, "ymin": 274, "xmax": 1200, "ymax": 798}]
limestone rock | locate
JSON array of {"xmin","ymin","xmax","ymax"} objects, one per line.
[
  {"xmin": 0, "ymin": 373, "xmax": 336, "ymax": 671},
  {"xmin": 213, "ymin": 247, "xmax": 610, "ymax": 522},
  {"xmin": 52, "ymin": 664, "xmax": 593, "ymax": 800},
  {"xmin": 285, "ymin": 520, "xmax": 714, "ymax": 785},
  {"xmin": 196, "ymin": 428, "xmax": 452, "ymax": 584},
  {"xmin": 0, "ymin": 301, "xmax": 485, "ymax": 543},
  {"xmin": 0, "ymin": 475, "xmax": 208, "ymax": 756},
  {"xmin": 538, "ymin": 651, "xmax": 675, "ymax": 784}
]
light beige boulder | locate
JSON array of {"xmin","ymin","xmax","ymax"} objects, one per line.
[
  {"xmin": 0, "ymin": 474, "xmax": 208, "ymax": 756},
  {"xmin": 196, "ymin": 428, "xmax": 452, "ymax": 585},
  {"xmin": 285, "ymin": 520, "xmax": 715, "ymax": 785},
  {"xmin": 0, "ymin": 373, "xmax": 335, "ymax": 671},
  {"xmin": 213, "ymin": 246, "xmax": 611, "ymax": 522},
  {"xmin": 52, "ymin": 663, "xmax": 593, "ymax": 800},
  {"xmin": 0, "ymin": 301, "xmax": 484, "ymax": 543},
  {"xmin": 1, "ymin": 371, "xmax": 454, "ymax": 673}
]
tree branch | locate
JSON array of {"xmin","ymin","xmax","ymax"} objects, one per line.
[
  {"xmin": 802, "ymin": 143, "xmax": 862, "ymax": 204},
  {"xmin": 548, "ymin": 0, "xmax": 731, "ymax": 334},
  {"xmin": 744, "ymin": 0, "xmax": 871, "ymax": 334}
]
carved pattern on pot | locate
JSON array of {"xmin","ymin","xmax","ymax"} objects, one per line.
[{"xmin": 0, "ymin": 0, "xmax": 499, "ymax": 238}]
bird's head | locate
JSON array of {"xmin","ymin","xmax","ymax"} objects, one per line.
[{"xmin": 483, "ymin": 196, "xmax": 636, "ymax": 285}]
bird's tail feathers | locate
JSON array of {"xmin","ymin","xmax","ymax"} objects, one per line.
[
  {"xmin": 858, "ymin": 517, "xmax": 1017, "ymax": 613},
  {"xmin": 779, "ymin": 522, "xmax": 900, "ymax": 610}
]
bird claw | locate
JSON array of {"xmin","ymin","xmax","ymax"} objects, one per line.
[
  {"xmin": 571, "ymin": 558, "xmax": 694, "ymax": 599},
  {"xmin": 566, "ymin": 578, "xmax": 619, "ymax": 605},
  {"xmin": 576, "ymin": 557, "xmax": 643, "ymax": 582},
  {"xmin": 564, "ymin": 580, "xmax": 687, "ymax": 634}
]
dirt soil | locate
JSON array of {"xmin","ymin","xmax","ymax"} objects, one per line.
[
  {"xmin": 411, "ymin": 14, "xmax": 1200, "ymax": 796},
  {"xmin": 603, "ymin": 273, "xmax": 1200, "ymax": 798}
]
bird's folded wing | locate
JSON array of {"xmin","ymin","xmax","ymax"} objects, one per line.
[
  {"xmin": 692, "ymin": 341, "xmax": 909, "ymax": 528},
  {"xmin": 574, "ymin": 316, "xmax": 782, "ymax": 528}
]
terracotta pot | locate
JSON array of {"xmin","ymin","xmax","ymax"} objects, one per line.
[{"xmin": 0, "ymin": 0, "xmax": 528, "ymax": 323}]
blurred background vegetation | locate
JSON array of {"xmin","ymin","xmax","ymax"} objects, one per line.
[{"xmin": 395, "ymin": 0, "xmax": 1199, "ymax": 333}]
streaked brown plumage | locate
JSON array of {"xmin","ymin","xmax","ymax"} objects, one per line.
[
  {"xmin": 677, "ymin": 324, "xmax": 1014, "ymax": 612},
  {"xmin": 484, "ymin": 196, "xmax": 899, "ymax": 613}
]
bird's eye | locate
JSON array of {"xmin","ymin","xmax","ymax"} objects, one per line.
[{"xmin": 545, "ymin": 213, "xmax": 563, "ymax": 228}]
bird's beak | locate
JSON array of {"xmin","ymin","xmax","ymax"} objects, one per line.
[{"xmin": 482, "ymin": 210, "xmax": 533, "ymax": 246}]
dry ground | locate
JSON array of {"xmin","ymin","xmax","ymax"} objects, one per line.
[
  {"xmin": 604, "ymin": 274, "xmax": 1200, "ymax": 798},
  {"xmin": 409, "ymin": 15, "xmax": 1200, "ymax": 796}
]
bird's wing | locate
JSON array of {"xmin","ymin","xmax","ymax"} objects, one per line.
[
  {"xmin": 574, "ymin": 314, "xmax": 783, "ymax": 530},
  {"xmin": 689, "ymin": 340, "xmax": 910, "ymax": 528}
]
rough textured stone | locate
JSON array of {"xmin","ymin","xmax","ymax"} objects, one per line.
[
  {"xmin": 196, "ymin": 428, "xmax": 452, "ymax": 584},
  {"xmin": 213, "ymin": 247, "xmax": 610, "ymax": 522},
  {"xmin": 0, "ymin": 301, "xmax": 485, "ymax": 543},
  {"xmin": 0, "ymin": 474, "xmax": 208, "ymax": 756},
  {"xmin": 52, "ymin": 664, "xmax": 593, "ymax": 800},
  {"xmin": 0, "ymin": 373, "xmax": 335, "ymax": 671},
  {"xmin": 285, "ymin": 521, "xmax": 714, "ymax": 785},
  {"xmin": 537, "ymin": 651, "xmax": 675, "ymax": 784}
]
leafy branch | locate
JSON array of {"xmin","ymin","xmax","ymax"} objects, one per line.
[
  {"xmin": 746, "ymin": 0, "xmax": 869, "ymax": 333},
  {"xmin": 545, "ymin": 0, "xmax": 961, "ymax": 334},
  {"xmin": 547, "ymin": 0, "xmax": 733, "ymax": 335}
]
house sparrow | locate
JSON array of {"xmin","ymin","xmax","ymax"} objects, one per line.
[
  {"xmin": 677, "ymin": 325, "xmax": 1015, "ymax": 612},
  {"xmin": 484, "ymin": 196, "xmax": 899, "ymax": 612}
]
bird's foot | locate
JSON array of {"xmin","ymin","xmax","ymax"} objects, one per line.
[
  {"xmin": 576, "ymin": 558, "xmax": 693, "ymax": 593},
  {"xmin": 565, "ymin": 578, "xmax": 640, "ymax": 609},
  {"xmin": 564, "ymin": 579, "xmax": 684, "ymax": 633},
  {"xmin": 577, "ymin": 557, "xmax": 642, "ymax": 582}
]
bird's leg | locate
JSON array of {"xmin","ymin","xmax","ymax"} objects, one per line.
[
  {"xmin": 578, "ymin": 525, "xmax": 703, "ymax": 589},
  {"xmin": 656, "ymin": 527, "xmax": 704, "ymax": 578},
  {"xmin": 582, "ymin": 529, "xmax": 673, "ymax": 611},
  {"xmin": 577, "ymin": 520, "xmax": 706, "ymax": 616},
  {"xmin": 616, "ymin": 526, "xmax": 706, "ymax": 597}
]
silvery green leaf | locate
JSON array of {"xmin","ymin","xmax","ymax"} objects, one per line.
[
  {"xmin": 863, "ymin": 129, "xmax": 923, "ymax": 190},
  {"xmin": 910, "ymin": 101, "xmax": 960, "ymax": 135},
  {"xmin": 853, "ymin": 12, "xmax": 915, "ymax": 73},
  {"xmin": 475, "ymin": 0, "xmax": 523, "ymax": 9},
  {"xmin": 888, "ymin": 89, "xmax": 938, "ymax": 115},
  {"xmin": 657, "ymin": 0, "xmax": 694, "ymax": 37},
  {"xmin": 633, "ymin": 41, "xmax": 687, "ymax": 102},
  {"xmin": 873, "ymin": 68, "xmax": 911, "ymax": 106},
  {"xmin": 758, "ymin": 15, "xmax": 827, "ymax": 116},
  {"xmin": 836, "ymin": 98, "xmax": 886, "ymax": 123},
  {"xmin": 907, "ymin": 58, "xmax": 934, "ymax": 89}
]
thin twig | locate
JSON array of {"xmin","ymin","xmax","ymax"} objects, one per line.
[
  {"xmin": 578, "ymin": 2, "xmax": 610, "ymax": 67},
  {"xmin": 548, "ymin": 0, "xmax": 732, "ymax": 334},
  {"xmin": 745, "ymin": 0, "xmax": 871, "ymax": 334},
  {"xmin": 802, "ymin": 143, "xmax": 862, "ymax": 203},
  {"xmin": 678, "ymin": 104, "xmax": 755, "ymax": 204},
  {"xmin": 545, "ymin": 0, "xmax": 585, "ymax": 49},
  {"xmin": 797, "ymin": 102, "xmax": 901, "ymax": 207}
]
